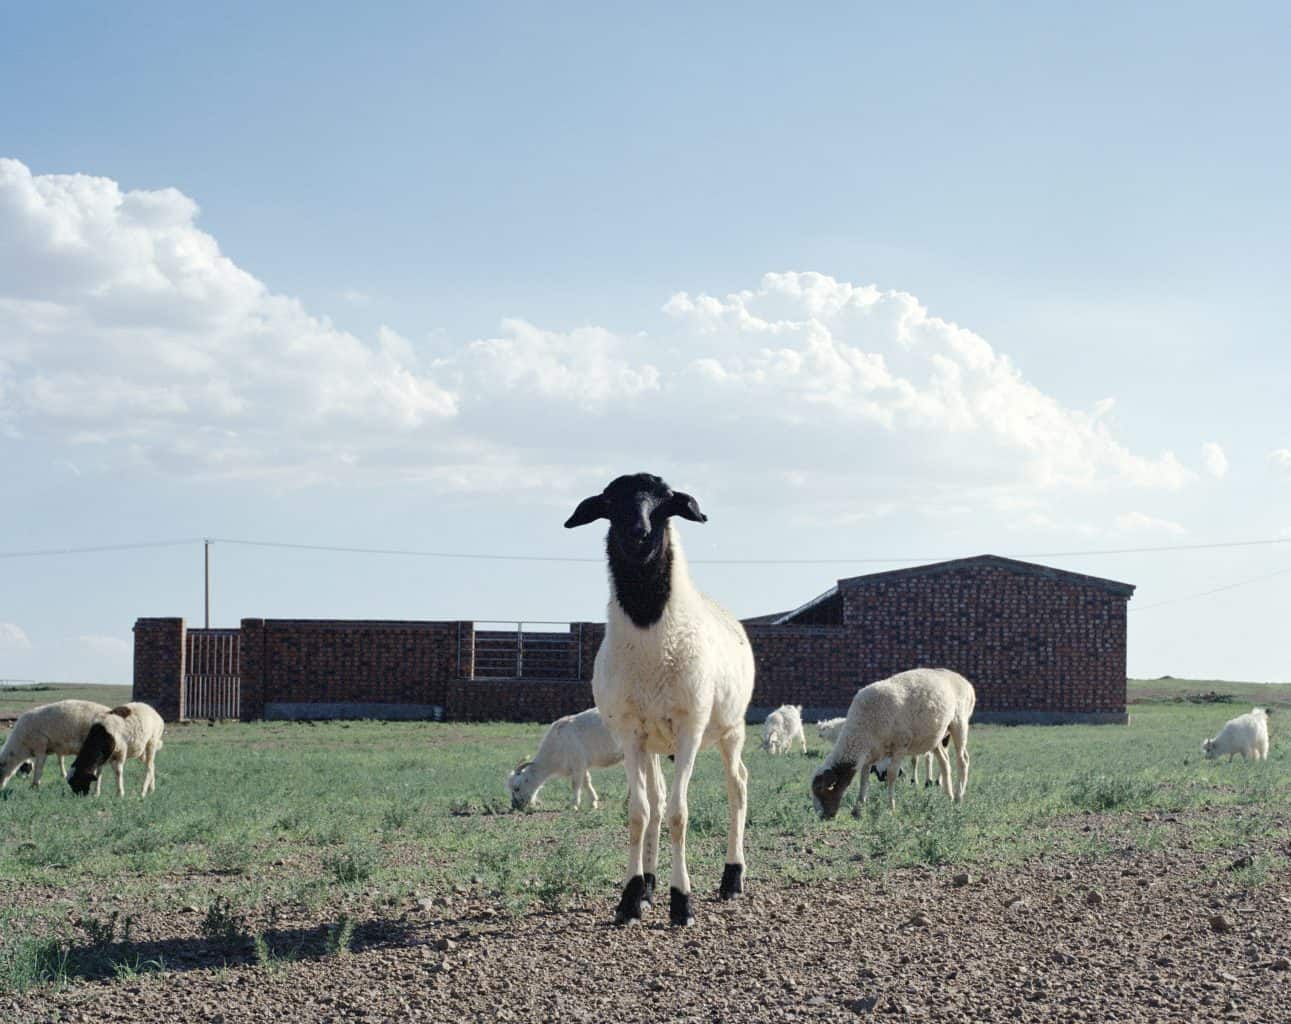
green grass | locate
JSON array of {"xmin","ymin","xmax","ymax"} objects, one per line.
[
  {"xmin": 1128, "ymin": 675, "xmax": 1291, "ymax": 706},
  {"xmin": 0, "ymin": 682, "xmax": 132, "ymax": 719},
  {"xmin": 0, "ymin": 703, "xmax": 1286, "ymax": 993}
]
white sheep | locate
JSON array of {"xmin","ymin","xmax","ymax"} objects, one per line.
[
  {"xmin": 0, "ymin": 699, "xmax": 111, "ymax": 791},
  {"xmin": 811, "ymin": 667, "xmax": 976, "ymax": 818},
  {"xmin": 815, "ymin": 717, "xmax": 847, "ymax": 745},
  {"xmin": 761, "ymin": 704, "xmax": 807, "ymax": 755},
  {"xmin": 67, "ymin": 702, "xmax": 165, "ymax": 798},
  {"xmin": 1202, "ymin": 707, "xmax": 1270, "ymax": 762},
  {"xmin": 508, "ymin": 707, "xmax": 623, "ymax": 810},
  {"xmin": 566, "ymin": 473, "xmax": 755, "ymax": 927}
]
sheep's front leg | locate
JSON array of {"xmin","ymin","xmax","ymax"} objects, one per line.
[
  {"xmin": 29, "ymin": 748, "xmax": 48, "ymax": 788},
  {"xmin": 797, "ymin": 731, "xmax": 807, "ymax": 755},
  {"xmin": 885, "ymin": 761, "xmax": 899, "ymax": 811},
  {"xmin": 614, "ymin": 743, "xmax": 652, "ymax": 926},
  {"xmin": 570, "ymin": 770, "xmax": 584, "ymax": 810},
  {"xmin": 666, "ymin": 727, "xmax": 703, "ymax": 926},
  {"xmin": 932, "ymin": 743, "xmax": 954, "ymax": 799},
  {"xmin": 948, "ymin": 723, "xmax": 970, "ymax": 802},
  {"xmin": 642, "ymin": 754, "xmax": 664, "ymax": 907},
  {"xmin": 58, "ymin": 755, "xmax": 67, "ymax": 779},
  {"xmin": 113, "ymin": 759, "xmax": 126, "ymax": 798},
  {"xmin": 583, "ymin": 772, "xmax": 599, "ymax": 811},
  {"xmin": 852, "ymin": 763, "xmax": 873, "ymax": 817},
  {"xmin": 143, "ymin": 744, "xmax": 157, "ymax": 796},
  {"xmin": 717, "ymin": 727, "xmax": 748, "ymax": 900}
]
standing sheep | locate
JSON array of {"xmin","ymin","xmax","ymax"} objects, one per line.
[
  {"xmin": 811, "ymin": 668, "xmax": 976, "ymax": 818},
  {"xmin": 1202, "ymin": 707, "xmax": 1270, "ymax": 762},
  {"xmin": 815, "ymin": 717, "xmax": 847, "ymax": 745},
  {"xmin": 566, "ymin": 473, "xmax": 755, "ymax": 927},
  {"xmin": 0, "ymin": 700, "xmax": 111, "ymax": 791},
  {"xmin": 67, "ymin": 702, "xmax": 165, "ymax": 798},
  {"xmin": 761, "ymin": 705, "xmax": 807, "ymax": 755},
  {"xmin": 508, "ymin": 707, "xmax": 623, "ymax": 810}
]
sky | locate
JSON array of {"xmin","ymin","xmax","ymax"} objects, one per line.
[{"xmin": 1, "ymin": 2, "xmax": 1289, "ymax": 685}]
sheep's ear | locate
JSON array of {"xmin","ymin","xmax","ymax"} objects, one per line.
[
  {"xmin": 564, "ymin": 494, "xmax": 607, "ymax": 529},
  {"xmin": 663, "ymin": 491, "xmax": 706, "ymax": 523}
]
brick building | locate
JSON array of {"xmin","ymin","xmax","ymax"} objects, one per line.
[{"xmin": 134, "ymin": 554, "xmax": 1133, "ymax": 726}]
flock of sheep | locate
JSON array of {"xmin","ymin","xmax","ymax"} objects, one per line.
[
  {"xmin": 0, "ymin": 471, "xmax": 1275, "ymax": 933},
  {"xmin": 0, "ymin": 698, "xmax": 164, "ymax": 797}
]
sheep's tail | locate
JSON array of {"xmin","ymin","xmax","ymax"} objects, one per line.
[{"xmin": 1251, "ymin": 707, "xmax": 1268, "ymax": 719}]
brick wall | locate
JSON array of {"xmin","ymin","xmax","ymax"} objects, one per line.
[
  {"xmin": 744, "ymin": 625, "xmax": 859, "ymax": 711},
  {"xmin": 446, "ymin": 678, "xmax": 594, "ymax": 722},
  {"xmin": 840, "ymin": 565, "xmax": 1128, "ymax": 715},
  {"xmin": 132, "ymin": 618, "xmax": 185, "ymax": 722}
]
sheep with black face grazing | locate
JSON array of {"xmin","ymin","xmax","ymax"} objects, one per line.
[
  {"xmin": 67, "ymin": 702, "xmax": 164, "ymax": 798},
  {"xmin": 0, "ymin": 700, "xmax": 111, "ymax": 791},
  {"xmin": 566, "ymin": 473, "xmax": 755, "ymax": 927},
  {"xmin": 507, "ymin": 707, "xmax": 623, "ymax": 811},
  {"xmin": 812, "ymin": 668, "xmax": 975, "ymax": 819},
  {"xmin": 761, "ymin": 705, "xmax": 806, "ymax": 755}
]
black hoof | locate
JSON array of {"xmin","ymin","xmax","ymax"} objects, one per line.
[
  {"xmin": 642, "ymin": 873, "xmax": 656, "ymax": 909},
  {"xmin": 669, "ymin": 887, "xmax": 694, "ymax": 927},
  {"xmin": 718, "ymin": 863, "xmax": 744, "ymax": 900},
  {"xmin": 614, "ymin": 875, "xmax": 647, "ymax": 926}
]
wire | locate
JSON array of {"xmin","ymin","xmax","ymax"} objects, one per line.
[
  {"xmin": 0, "ymin": 538, "xmax": 203, "ymax": 559},
  {"xmin": 1132, "ymin": 562, "xmax": 1291, "ymax": 612}
]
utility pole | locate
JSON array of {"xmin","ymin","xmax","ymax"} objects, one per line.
[{"xmin": 204, "ymin": 539, "xmax": 211, "ymax": 629}]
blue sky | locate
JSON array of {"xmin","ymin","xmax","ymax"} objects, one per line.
[{"xmin": 1, "ymin": 2, "xmax": 1289, "ymax": 684}]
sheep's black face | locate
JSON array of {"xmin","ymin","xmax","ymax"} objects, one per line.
[
  {"xmin": 68, "ymin": 769, "xmax": 98, "ymax": 796},
  {"xmin": 811, "ymin": 762, "xmax": 857, "ymax": 820},
  {"xmin": 564, "ymin": 473, "xmax": 705, "ymax": 564}
]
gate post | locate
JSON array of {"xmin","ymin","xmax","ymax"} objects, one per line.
[{"xmin": 132, "ymin": 618, "xmax": 186, "ymax": 723}]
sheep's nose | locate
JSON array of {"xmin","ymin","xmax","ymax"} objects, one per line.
[{"xmin": 629, "ymin": 520, "xmax": 649, "ymax": 541}]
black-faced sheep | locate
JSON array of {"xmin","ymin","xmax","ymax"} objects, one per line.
[
  {"xmin": 811, "ymin": 668, "xmax": 975, "ymax": 819},
  {"xmin": 508, "ymin": 707, "xmax": 623, "ymax": 810},
  {"xmin": 566, "ymin": 473, "xmax": 755, "ymax": 927},
  {"xmin": 67, "ymin": 702, "xmax": 165, "ymax": 798}
]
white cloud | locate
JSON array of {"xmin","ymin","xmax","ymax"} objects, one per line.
[
  {"xmin": 1269, "ymin": 449, "xmax": 1291, "ymax": 473},
  {"xmin": 0, "ymin": 161, "xmax": 1210, "ymax": 509},
  {"xmin": 0, "ymin": 623, "xmax": 31, "ymax": 650},
  {"xmin": 1114, "ymin": 511, "xmax": 1188, "ymax": 536},
  {"xmin": 1201, "ymin": 442, "xmax": 1228, "ymax": 479},
  {"xmin": 78, "ymin": 634, "xmax": 130, "ymax": 659}
]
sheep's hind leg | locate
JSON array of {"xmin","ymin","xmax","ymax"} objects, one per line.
[
  {"xmin": 584, "ymin": 772, "xmax": 599, "ymax": 810},
  {"xmin": 642, "ymin": 754, "xmax": 664, "ymax": 908},
  {"xmin": 666, "ymin": 727, "xmax": 704, "ymax": 925},
  {"xmin": 29, "ymin": 748, "xmax": 48, "ymax": 788},
  {"xmin": 614, "ymin": 743, "xmax": 652, "ymax": 926},
  {"xmin": 948, "ymin": 722, "xmax": 970, "ymax": 802},
  {"xmin": 717, "ymin": 727, "xmax": 749, "ymax": 900},
  {"xmin": 932, "ymin": 743, "xmax": 954, "ymax": 799}
]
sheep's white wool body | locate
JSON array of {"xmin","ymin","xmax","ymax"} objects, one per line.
[
  {"xmin": 1202, "ymin": 707, "xmax": 1270, "ymax": 762},
  {"xmin": 813, "ymin": 667, "xmax": 975, "ymax": 817},
  {"xmin": 815, "ymin": 717, "xmax": 847, "ymax": 744},
  {"xmin": 762, "ymin": 704, "xmax": 806, "ymax": 755},
  {"xmin": 0, "ymin": 700, "xmax": 111, "ymax": 790},
  {"xmin": 508, "ymin": 706, "xmax": 623, "ymax": 810},
  {"xmin": 592, "ymin": 525, "xmax": 755, "ymax": 914}
]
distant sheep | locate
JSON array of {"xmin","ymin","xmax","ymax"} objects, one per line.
[
  {"xmin": 815, "ymin": 717, "xmax": 847, "ymax": 745},
  {"xmin": 812, "ymin": 668, "xmax": 976, "ymax": 818},
  {"xmin": 872, "ymin": 734, "xmax": 951, "ymax": 787},
  {"xmin": 0, "ymin": 700, "xmax": 111, "ymax": 791},
  {"xmin": 508, "ymin": 707, "xmax": 623, "ymax": 810},
  {"xmin": 67, "ymin": 703, "xmax": 165, "ymax": 798},
  {"xmin": 1202, "ymin": 707, "xmax": 1269, "ymax": 762},
  {"xmin": 761, "ymin": 705, "xmax": 806, "ymax": 755}
]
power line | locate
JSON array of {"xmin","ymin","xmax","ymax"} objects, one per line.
[
  {"xmin": 1132, "ymin": 562, "xmax": 1291, "ymax": 612},
  {"xmin": 0, "ymin": 538, "xmax": 203, "ymax": 559}
]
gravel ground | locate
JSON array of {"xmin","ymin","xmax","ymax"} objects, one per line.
[{"xmin": 7, "ymin": 824, "xmax": 1289, "ymax": 1024}]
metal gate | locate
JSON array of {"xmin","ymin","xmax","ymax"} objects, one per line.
[
  {"xmin": 470, "ymin": 622, "xmax": 580, "ymax": 679},
  {"xmin": 183, "ymin": 629, "xmax": 241, "ymax": 720}
]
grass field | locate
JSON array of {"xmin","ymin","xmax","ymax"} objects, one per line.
[{"xmin": 0, "ymin": 691, "xmax": 1286, "ymax": 997}]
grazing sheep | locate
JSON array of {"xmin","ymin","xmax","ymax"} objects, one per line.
[
  {"xmin": 811, "ymin": 668, "xmax": 976, "ymax": 819},
  {"xmin": 67, "ymin": 702, "xmax": 165, "ymax": 798},
  {"xmin": 566, "ymin": 473, "xmax": 755, "ymax": 927},
  {"xmin": 1202, "ymin": 707, "xmax": 1270, "ymax": 762},
  {"xmin": 508, "ymin": 707, "xmax": 623, "ymax": 810},
  {"xmin": 0, "ymin": 700, "xmax": 111, "ymax": 791},
  {"xmin": 815, "ymin": 717, "xmax": 847, "ymax": 745},
  {"xmin": 761, "ymin": 705, "xmax": 807, "ymax": 755}
]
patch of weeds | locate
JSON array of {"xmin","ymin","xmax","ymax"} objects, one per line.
[
  {"xmin": 325, "ymin": 914, "xmax": 356, "ymax": 956},
  {"xmin": 200, "ymin": 895, "xmax": 248, "ymax": 946},
  {"xmin": 0, "ymin": 935, "xmax": 71, "ymax": 993},
  {"xmin": 208, "ymin": 836, "xmax": 253, "ymax": 875},
  {"xmin": 912, "ymin": 807, "xmax": 967, "ymax": 866},
  {"xmin": 76, "ymin": 910, "xmax": 133, "ymax": 948},
  {"xmin": 110, "ymin": 954, "xmax": 165, "ymax": 981},
  {"xmin": 1068, "ymin": 772, "xmax": 1154, "ymax": 812},
  {"xmin": 252, "ymin": 933, "xmax": 289, "ymax": 972},
  {"xmin": 323, "ymin": 844, "xmax": 377, "ymax": 886},
  {"xmin": 381, "ymin": 803, "xmax": 412, "ymax": 831},
  {"xmin": 532, "ymin": 837, "xmax": 614, "ymax": 911},
  {"xmin": 448, "ymin": 799, "xmax": 475, "ymax": 816}
]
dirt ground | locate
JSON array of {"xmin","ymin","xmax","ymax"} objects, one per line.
[{"xmin": 6, "ymin": 813, "xmax": 1289, "ymax": 1024}]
